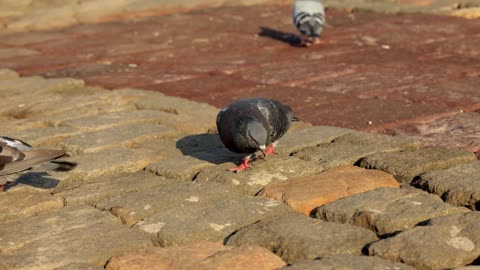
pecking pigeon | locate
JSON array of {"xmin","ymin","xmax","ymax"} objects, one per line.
[
  {"xmin": 0, "ymin": 136, "xmax": 75, "ymax": 191},
  {"xmin": 216, "ymin": 98, "xmax": 297, "ymax": 172},
  {"xmin": 292, "ymin": 0, "xmax": 326, "ymax": 46}
]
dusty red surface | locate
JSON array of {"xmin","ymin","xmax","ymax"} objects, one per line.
[{"xmin": 0, "ymin": 5, "xmax": 479, "ymax": 153}]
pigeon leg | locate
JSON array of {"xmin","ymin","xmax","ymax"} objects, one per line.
[
  {"xmin": 229, "ymin": 156, "xmax": 253, "ymax": 172},
  {"xmin": 0, "ymin": 181, "xmax": 12, "ymax": 192},
  {"xmin": 300, "ymin": 37, "xmax": 313, "ymax": 47},
  {"xmin": 264, "ymin": 144, "xmax": 278, "ymax": 156}
]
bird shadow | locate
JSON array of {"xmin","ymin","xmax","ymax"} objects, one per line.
[
  {"xmin": 3, "ymin": 172, "xmax": 60, "ymax": 191},
  {"xmin": 176, "ymin": 133, "xmax": 244, "ymax": 165},
  {"xmin": 258, "ymin": 26, "xmax": 302, "ymax": 47}
]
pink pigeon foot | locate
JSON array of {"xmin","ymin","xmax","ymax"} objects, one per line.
[
  {"xmin": 229, "ymin": 156, "xmax": 253, "ymax": 173},
  {"xmin": 264, "ymin": 144, "xmax": 278, "ymax": 156}
]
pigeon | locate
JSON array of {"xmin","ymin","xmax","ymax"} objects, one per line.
[
  {"xmin": 292, "ymin": 0, "xmax": 326, "ymax": 46},
  {"xmin": 0, "ymin": 136, "xmax": 75, "ymax": 191},
  {"xmin": 216, "ymin": 98, "xmax": 297, "ymax": 172}
]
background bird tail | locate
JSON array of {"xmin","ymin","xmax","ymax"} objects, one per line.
[{"xmin": 292, "ymin": 116, "xmax": 301, "ymax": 122}]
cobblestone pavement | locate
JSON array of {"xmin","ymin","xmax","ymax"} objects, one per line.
[
  {"xmin": 1, "ymin": 70, "xmax": 479, "ymax": 269},
  {"xmin": 1, "ymin": 4, "xmax": 479, "ymax": 156},
  {"xmin": 1, "ymin": 1, "xmax": 480, "ymax": 270}
]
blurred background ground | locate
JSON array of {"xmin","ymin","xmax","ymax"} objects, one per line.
[{"xmin": 0, "ymin": 0, "xmax": 479, "ymax": 157}]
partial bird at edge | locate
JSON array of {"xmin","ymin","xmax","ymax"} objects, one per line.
[{"xmin": 0, "ymin": 136, "xmax": 77, "ymax": 191}]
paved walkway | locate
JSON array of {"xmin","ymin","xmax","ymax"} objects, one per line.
[
  {"xmin": 0, "ymin": 1, "xmax": 480, "ymax": 269},
  {"xmin": 1, "ymin": 5, "xmax": 479, "ymax": 156}
]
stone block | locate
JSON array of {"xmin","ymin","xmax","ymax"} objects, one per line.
[
  {"xmin": 96, "ymin": 181, "xmax": 244, "ymax": 226},
  {"xmin": 54, "ymin": 172, "xmax": 171, "ymax": 206},
  {"xmin": 0, "ymin": 68, "xmax": 18, "ymax": 80},
  {"xmin": 60, "ymin": 124, "xmax": 176, "ymax": 153},
  {"xmin": 360, "ymin": 146, "xmax": 476, "ymax": 184},
  {"xmin": 49, "ymin": 147, "xmax": 165, "ymax": 190},
  {"xmin": 195, "ymin": 155, "xmax": 324, "ymax": 195},
  {"xmin": 135, "ymin": 196, "xmax": 291, "ymax": 246},
  {"xmin": 369, "ymin": 212, "xmax": 480, "ymax": 270},
  {"xmin": 280, "ymin": 255, "xmax": 415, "ymax": 270},
  {"xmin": 0, "ymin": 205, "xmax": 153, "ymax": 270},
  {"xmin": 293, "ymin": 131, "xmax": 420, "ymax": 170},
  {"xmin": 0, "ymin": 190, "xmax": 63, "ymax": 221},
  {"xmin": 106, "ymin": 242, "xmax": 285, "ymax": 270},
  {"xmin": 413, "ymin": 161, "xmax": 480, "ymax": 210},
  {"xmin": 315, "ymin": 187, "xmax": 470, "ymax": 236},
  {"xmin": 275, "ymin": 126, "xmax": 354, "ymax": 155},
  {"xmin": 226, "ymin": 212, "xmax": 378, "ymax": 264},
  {"xmin": 259, "ymin": 166, "xmax": 399, "ymax": 216}
]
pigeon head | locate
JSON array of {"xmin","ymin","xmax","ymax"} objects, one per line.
[
  {"xmin": 299, "ymin": 20, "xmax": 323, "ymax": 38},
  {"xmin": 246, "ymin": 120, "xmax": 268, "ymax": 155}
]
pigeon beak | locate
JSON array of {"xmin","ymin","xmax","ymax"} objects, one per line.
[{"xmin": 259, "ymin": 145, "xmax": 266, "ymax": 158}]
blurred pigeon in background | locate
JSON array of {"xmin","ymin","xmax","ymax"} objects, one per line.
[
  {"xmin": 216, "ymin": 98, "xmax": 297, "ymax": 172},
  {"xmin": 292, "ymin": 0, "xmax": 326, "ymax": 46},
  {"xmin": 0, "ymin": 136, "xmax": 76, "ymax": 191}
]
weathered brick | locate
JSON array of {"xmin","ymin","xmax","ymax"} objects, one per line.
[
  {"xmin": 369, "ymin": 212, "xmax": 480, "ymax": 270},
  {"xmin": 315, "ymin": 187, "xmax": 469, "ymax": 236},
  {"xmin": 0, "ymin": 190, "xmax": 64, "ymax": 221},
  {"xmin": 95, "ymin": 181, "xmax": 245, "ymax": 226},
  {"xmin": 195, "ymin": 155, "xmax": 324, "ymax": 195},
  {"xmin": 360, "ymin": 146, "xmax": 476, "ymax": 183},
  {"xmin": 106, "ymin": 242, "xmax": 286, "ymax": 270},
  {"xmin": 54, "ymin": 172, "xmax": 170, "ymax": 206},
  {"xmin": 226, "ymin": 212, "xmax": 378, "ymax": 264},
  {"xmin": 0, "ymin": 205, "xmax": 153, "ymax": 270},
  {"xmin": 259, "ymin": 166, "xmax": 399, "ymax": 216},
  {"xmin": 413, "ymin": 161, "xmax": 480, "ymax": 210},
  {"xmin": 293, "ymin": 131, "xmax": 420, "ymax": 170},
  {"xmin": 61, "ymin": 124, "xmax": 177, "ymax": 153}
]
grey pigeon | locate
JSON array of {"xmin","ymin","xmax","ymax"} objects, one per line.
[
  {"xmin": 0, "ymin": 136, "xmax": 75, "ymax": 191},
  {"xmin": 216, "ymin": 98, "xmax": 296, "ymax": 172},
  {"xmin": 292, "ymin": 0, "xmax": 326, "ymax": 46}
]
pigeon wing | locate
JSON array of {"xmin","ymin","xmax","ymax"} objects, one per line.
[
  {"xmin": 0, "ymin": 146, "xmax": 66, "ymax": 176},
  {"xmin": 254, "ymin": 98, "xmax": 293, "ymax": 143}
]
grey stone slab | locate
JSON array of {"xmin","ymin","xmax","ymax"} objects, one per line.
[
  {"xmin": 146, "ymin": 155, "xmax": 216, "ymax": 181},
  {"xmin": 2, "ymin": 92, "xmax": 136, "ymax": 129},
  {"xmin": 135, "ymin": 196, "xmax": 292, "ymax": 247},
  {"xmin": 360, "ymin": 146, "xmax": 477, "ymax": 184},
  {"xmin": 293, "ymin": 131, "xmax": 420, "ymax": 170},
  {"xmin": 369, "ymin": 212, "xmax": 480, "ymax": 270},
  {"xmin": 54, "ymin": 263, "xmax": 103, "ymax": 270},
  {"xmin": 194, "ymin": 155, "xmax": 324, "ymax": 195},
  {"xmin": 315, "ymin": 187, "xmax": 469, "ymax": 236},
  {"xmin": 0, "ymin": 68, "xmax": 18, "ymax": 80},
  {"xmin": 280, "ymin": 255, "xmax": 416, "ymax": 270},
  {"xmin": 0, "ymin": 76, "xmax": 84, "ymax": 95},
  {"xmin": 49, "ymin": 147, "xmax": 164, "ymax": 190},
  {"xmin": 413, "ymin": 161, "xmax": 480, "ymax": 210},
  {"xmin": 0, "ymin": 205, "xmax": 153, "ymax": 270},
  {"xmin": 0, "ymin": 190, "xmax": 64, "ymax": 221},
  {"xmin": 60, "ymin": 123, "xmax": 177, "ymax": 153},
  {"xmin": 5, "ymin": 126, "xmax": 80, "ymax": 148},
  {"xmin": 58, "ymin": 110, "xmax": 177, "ymax": 130},
  {"xmin": 175, "ymin": 133, "xmax": 226, "ymax": 155},
  {"xmin": 226, "ymin": 212, "xmax": 378, "ymax": 264},
  {"xmin": 54, "ymin": 172, "xmax": 171, "ymax": 206},
  {"xmin": 133, "ymin": 92, "xmax": 218, "ymax": 133},
  {"xmin": 276, "ymin": 126, "xmax": 354, "ymax": 155},
  {"xmin": 95, "ymin": 181, "xmax": 245, "ymax": 226},
  {"xmin": 146, "ymin": 149, "xmax": 244, "ymax": 180}
]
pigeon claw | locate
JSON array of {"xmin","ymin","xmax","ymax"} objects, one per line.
[
  {"xmin": 229, "ymin": 157, "xmax": 252, "ymax": 173},
  {"xmin": 264, "ymin": 144, "xmax": 278, "ymax": 156}
]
